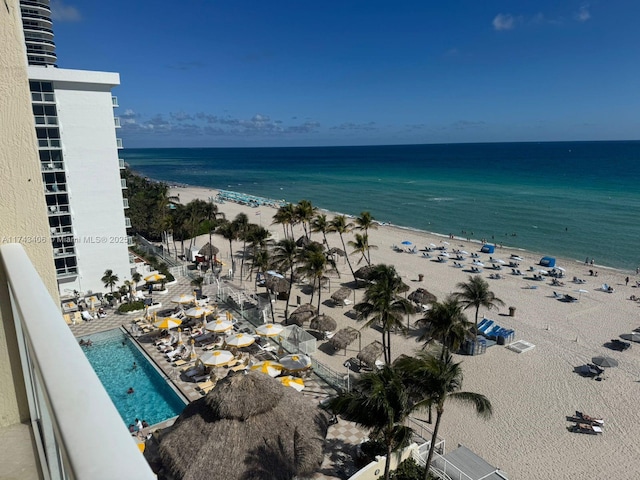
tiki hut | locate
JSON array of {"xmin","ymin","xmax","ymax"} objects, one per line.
[
  {"xmin": 408, "ymin": 288, "xmax": 437, "ymax": 305},
  {"xmin": 291, "ymin": 303, "xmax": 317, "ymax": 315},
  {"xmin": 328, "ymin": 247, "xmax": 346, "ymax": 257},
  {"xmin": 354, "ymin": 265, "xmax": 375, "ymax": 281},
  {"xmin": 357, "ymin": 341, "xmax": 384, "ymax": 370},
  {"xmin": 328, "ymin": 326, "xmax": 360, "ymax": 353},
  {"xmin": 144, "ymin": 372, "xmax": 329, "ymax": 480},
  {"xmin": 286, "ymin": 310, "xmax": 315, "ymax": 326},
  {"xmin": 265, "ymin": 275, "xmax": 291, "ymax": 298},
  {"xmin": 330, "ymin": 286, "xmax": 353, "ymax": 306},
  {"xmin": 309, "ymin": 314, "xmax": 337, "ymax": 334},
  {"xmin": 198, "ymin": 242, "xmax": 219, "ymax": 259}
]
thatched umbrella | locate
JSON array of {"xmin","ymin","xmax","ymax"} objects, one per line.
[
  {"xmin": 291, "ymin": 303, "xmax": 317, "ymax": 315},
  {"xmin": 408, "ymin": 288, "xmax": 437, "ymax": 305},
  {"xmin": 295, "ymin": 235, "xmax": 310, "ymax": 247},
  {"xmin": 328, "ymin": 327, "xmax": 360, "ymax": 352},
  {"xmin": 354, "ymin": 265, "xmax": 375, "ymax": 281},
  {"xmin": 198, "ymin": 242, "xmax": 219, "ymax": 258},
  {"xmin": 286, "ymin": 310, "xmax": 315, "ymax": 326},
  {"xmin": 265, "ymin": 275, "xmax": 291, "ymax": 294},
  {"xmin": 309, "ymin": 314, "xmax": 337, "ymax": 334},
  {"xmin": 328, "ymin": 247, "xmax": 346, "ymax": 257},
  {"xmin": 357, "ymin": 341, "xmax": 384, "ymax": 369},
  {"xmin": 330, "ymin": 286, "xmax": 353, "ymax": 305},
  {"xmin": 145, "ymin": 372, "xmax": 329, "ymax": 480}
]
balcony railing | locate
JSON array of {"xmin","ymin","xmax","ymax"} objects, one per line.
[
  {"xmin": 123, "ymin": 198, "xmax": 130, "ymax": 209},
  {"xmin": 0, "ymin": 244, "xmax": 155, "ymax": 479},
  {"xmin": 121, "ymin": 179, "xmax": 127, "ymax": 189},
  {"xmin": 112, "ymin": 96, "xmax": 119, "ymax": 107},
  {"xmin": 124, "ymin": 217, "xmax": 132, "ymax": 228},
  {"xmin": 114, "ymin": 117, "xmax": 121, "ymax": 128},
  {"xmin": 119, "ymin": 158, "xmax": 125, "ymax": 169},
  {"xmin": 116, "ymin": 138, "xmax": 123, "ymax": 149}
]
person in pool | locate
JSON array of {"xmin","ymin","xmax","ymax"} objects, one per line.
[{"xmin": 127, "ymin": 387, "xmax": 134, "ymax": 394}]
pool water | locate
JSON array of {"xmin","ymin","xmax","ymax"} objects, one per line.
[{"xmin": 79, "ymin": 329, "xmax": 186, "ymax": 428}]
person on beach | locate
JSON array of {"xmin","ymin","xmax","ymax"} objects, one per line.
[{"xmin": 626, "ymin": 277, "xmax": 630, "ymax": 286}]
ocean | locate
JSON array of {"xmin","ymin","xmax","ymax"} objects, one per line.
[{"xmin": 121, "ymin": 141, "xmax": 640, "ymax": 271}]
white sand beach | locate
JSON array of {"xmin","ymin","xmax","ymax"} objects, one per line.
[{"xmin": 170, "ymin": 185, "xmax": 640, "ymax": 480}]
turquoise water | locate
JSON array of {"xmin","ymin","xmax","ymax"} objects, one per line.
[
  {"xmin": 79, "ymin": 329, "xmax": 185, "ymax": 427},
  {"xmin": 122, "ymin": 141, "xmax": 640, "ymax": 271}
]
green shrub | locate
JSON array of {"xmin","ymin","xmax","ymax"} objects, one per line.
[{"xmin": 118, "ymin": 301, "xmax": 145, "ymax": 313}]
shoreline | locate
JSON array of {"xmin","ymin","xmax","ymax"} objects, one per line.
[{"xmin": 167, "ymin": 180, "xmax": 633, "ymax": 276}]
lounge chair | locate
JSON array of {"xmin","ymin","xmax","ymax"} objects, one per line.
[
  {"xmin": 569, "ymin": 423, "xmax": 602, "ymax": 435},
  {"xmin": 477, "ymin": 318, "xmax": 490, "ymax": 331},
  {"xmin": 567, "ymin": 411, "xmax": 604, "ymax": 426},
  {"xmin": 422, "ymin": 252, "xmax": 432, "ymax": 258},
  {"xmin": 553, "ymin": 291, "xmax": 563, "ymax": 299},
  {"xmin": 563, "ymin": 294, "xmax": 578, "ymax": 303},
  {"xmin": 63, "ymin": 313, "xmax": 73, "ymax": 325},
  {"xmin": 477, "ymin": 320, "xmax": 494, "ymax": 334},
  {"xmin": 73, "ymin": 311, "xmax": 83, "ymax": 324},
  {"xmin": 483, "ymin": 325, "xmax": 502, "ymax": 338},
  {"xmin": 609, "ymin": 339, "xmax": 631, "ymax": 351}
]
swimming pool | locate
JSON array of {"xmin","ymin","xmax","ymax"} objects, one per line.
[{"xmin": 79, "ymin": 328, "xmax": 186, "ymax": 428}]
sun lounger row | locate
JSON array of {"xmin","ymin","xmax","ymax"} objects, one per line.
[
  {"xmin": 477, "ymin": 318, "xmax": 515, "ymax": 342},
  {"xmin": 511, "ymin": 269, "xmax": 523, "ymax": 275}
]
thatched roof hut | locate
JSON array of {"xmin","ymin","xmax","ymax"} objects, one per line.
[
  {"xmin": 354, "ymin": 265, "xmax": 375, "ymax": 280},
  {"xmin": 328, "ymin": 247, "xmax": 346, "ymax": 257},
  {"xmin": 357, "ymin": 341, "xmax": 384, "ymax": 369},
  {"xmin": 408, "ymin": 288, "xmax": 437, "ymax": 305},
  {"xmin": 328, "ymin": 327, "xmax": 360, "ymax": 352},
  {"xmin": 198, "ymin": 242, "xmax": 219, "ymax": 257},
  {"xmin": 145, "ymin": 372, "xmax": 329, "ymax": 480},
  {"xmin": 292, "ymin": 303, "xmax": 317, "ymax": 315},
  {"xmin": 330, "ymin": 286, "xmax": 353, "ymax": 304},
  {"xmin": 309, "ymin": 314, "xmax": 337, "ymax": 333},
  {"xmin": 286, "ymin": 310, "xmax": 315, "ymax": 326},
  {"xmin": 265, "ymin": 275, "xmax": 290, "ymax": 294}
]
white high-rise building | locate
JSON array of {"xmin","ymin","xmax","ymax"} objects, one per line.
[{"xmin": 20, "ymin": 0, "xmax": 132, "ymax": 295}]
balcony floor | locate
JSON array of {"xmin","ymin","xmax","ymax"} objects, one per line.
[{"xmin": 0, "ymin": 423, "xmax": 41, "ymax": 480}]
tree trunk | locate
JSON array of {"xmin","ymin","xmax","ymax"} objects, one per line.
[
  {"xmin": 285, "ymin": 268, "xmax": 294, "ymax": 319},
  {"xmin": 383, "ymin": 442, "xmax": 393, "ymax": 480},
  {"xmin": 339, "ymin": 234, "xmax": 358, "ymax": 285},
  {"xmin": 474, "ymin": 306, "xmax": 480, "ymax": 347},
  {"xmin": 423, "ymin": 409, "xmax": 444, "ymax": 480}
]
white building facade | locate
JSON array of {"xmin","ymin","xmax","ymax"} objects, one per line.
[{"xmin": 28, "ymin": 66, "xmax": 132, "ymax": 296}]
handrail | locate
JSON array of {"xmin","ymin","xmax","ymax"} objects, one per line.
[{"xmin": 0, "ymin": 244, "xmax": 155, "ymax": 479}]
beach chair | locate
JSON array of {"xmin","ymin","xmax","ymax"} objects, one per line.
[
  {"xmin": 477, "ymin": 318, "xmax": 490, "ymax": 331},
  {"xmin": 483, "ymin": 325, "xmax": 502, "ymax": 338},
  {"xmin": 569, "ymin": 423, "xmax": 602, "ymax": 435},
  {"xmin": 478, "ymin": 320, "xmax": 495, "ymax": 334},
  {"xmin": 73, "ymin": 311, "xmax": 83, "ymax": 324},
  {"xmin": 63, "ymin": 313, "xmax": 73, "ymax": 325}
]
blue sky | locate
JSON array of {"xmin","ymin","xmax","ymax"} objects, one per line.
[{"xmin": 51, "ymin": 1, "xmax": 640, "ymax": 148}]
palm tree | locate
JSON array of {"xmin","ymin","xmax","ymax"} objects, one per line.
[
  {"xmin": 190, "ymin": 276, "xmax": 204, "ymax": 290},
  {"xmin": 452, "ymin": 276, "xmax": 505, "ymax": 346},
  {"xmin": 326, "ymin": 365, "xmax": 414, "ymax": 480},
  {"xmin": 272, "ymin": 238, "xmax": 299, "ymax": 319},
  {"xmin": 203, "ymin": 199, "xmax": 223, "ymax": 264},
  {"xmin": 356, "ymin": 211, "xmax": 377, "ymax": 264},
  {"xmin": 397, "ymin": 352, "xmax": 492, "ymax": 479},
  {"xmin": 233, "ymin": 213, "xmax": 250, "ymax": 279},
  {"xmin": 297, "ymin": 242, "xmax": 335, "ymax": 312},
  {"xmin": 295, "ymin": 200, "xmax": 317, "ymax": 240},
  {"xmin": 101, "ymin": 269, "xmax": 119, "ymax": 293},
  {"xmin": 216, "ymin": 220, "xmax": 239, "ymax": 274},
  {"xmin": 348, "ymin": 233, "xmax": 377, "ymax": 266},
  {"xmin": 131, "ymin": 272, "xmax": 142, "ymax": 294},
  {"xmin": 416, "ymin": 296, "xmax": 473, "ymax": 359},
  {"xmin": 244, "ymin": 225, "xmax": 272, "ymax": 282},
  {"xmin": 354, "ymin": 264, "xmax": 413, "ymax": 364},
  {"xmin": 272, "ymin": 203, "xmax": 296, "ymax": 239},
  {"xmin": 329, "ymin": 215, "xmax": 357, "ymax": 283},
  {"xmin": 310, "ymin": 214, "xmax": 331, "ymax": 248},
  {"xmin": 250, "ymin": 247, "xmax": 276, "ymax": 323}
]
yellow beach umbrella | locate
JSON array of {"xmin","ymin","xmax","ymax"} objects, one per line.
[
  {"xmin": 225, "ymin": 333, "xmax": 256, "ymax": 348},
  {"xmin": 279, "ymin": 375, "xmax": 305, "ymax": 391},
  {"xmin": 144, "ymin": 273, "xmax": 166, "ymax": 283},
  {"xmin": 137, "ymin": 442, "xmax": 145, "ymax": 453},
  {"xmin": 250, "ymin": 360, "xmax": 283, "ymax": 377},
  {"xmin": 280, "ymin": 354, "xmax": 312, "ymax": 372},
  {"xmin": 154, "ymin": 317, "xmax": 182, "ymax": 330},
  {"xmin": 200, "ymin": 349, "xmax": 234, "ymax": 367},
  {"xmin": 205, "ymin": 319, "xmax": 233, "ymax": 333},
  {"xmin": 255, "ymin": 323, "xmax": 284, "ymax": 337},
  {"xmin": 185, "ymin": 306, "xmax": 213, "ymax": 318},
  {"xmin": 171, "ymin": 293, "xmax": 195, "ymax": 305}
]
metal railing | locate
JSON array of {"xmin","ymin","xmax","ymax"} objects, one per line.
[{"xmin": 0, "ymin": 244, "xmax": 155, "ymax": 479}]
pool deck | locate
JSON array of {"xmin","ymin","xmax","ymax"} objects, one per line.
[{"xmin": 69, "ymin": 276, "xmax": 365, "ymax": 479}]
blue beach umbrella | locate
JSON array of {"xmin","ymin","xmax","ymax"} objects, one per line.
[{"xmin": 401, "ymin": 240, "xmax": 412, "ymax": 245}]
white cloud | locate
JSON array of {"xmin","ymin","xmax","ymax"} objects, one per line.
[
  {"xmin": 493, "ymin": 13, "xmax": 516, "ymax": 31},
  {"xmin": 575, "ymin": 4, "xmax": 591, "ymax": 22},
  {"xmin": 50, "ymin": 0, "xmax": 81, "ymax": 22}
]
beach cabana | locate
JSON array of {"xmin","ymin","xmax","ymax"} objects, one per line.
[
  {"xmin": 408, "ymin": 288, "xmax": 437, "ymax": 305},
  {"xmin": 328, "ymin": 327, "xmax": 360, "ymax": 354},
  {"xmin": 143, "ymin": 372, "xmax": 328, "ymax": 480},
  {"xmin": 539, "ymin": 256, "xmax": 556, "ymax": 267},
  {"xmin": 309, "ymin": 314, "xmax": 337, "ymax": 335},
  {"xmin": 330, "ymin": 286, "xmax": 353, "ymax": 306},
  {"xmin": 357, "ymin": 340, "xmax": 384, "ymax": 370},
  {"xmin": 481, "ymin": 244, "xmax": 495, "ymax": 254}
]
